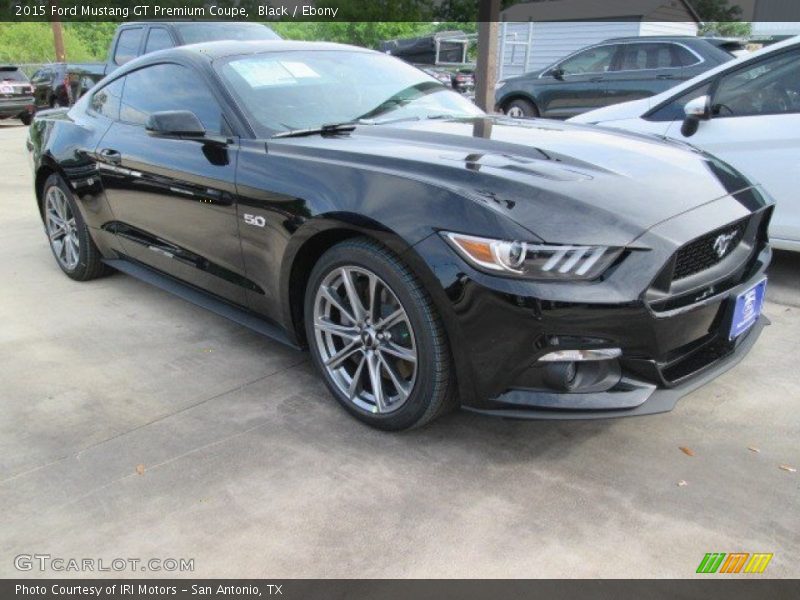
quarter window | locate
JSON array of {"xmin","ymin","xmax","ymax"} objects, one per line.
[
  {"xmin": 114, "ymin": 28, "xmax": 144, "ymax": 66},
  {"xmin": 558, "ymin": 46, "xmax": 617, "ymax": 76},
  {"xmin": 672, "ymin": 44, "xmax": 701, "ymax": 67},
  {"xmin": 120, "ymin": 63, "xmax": 222, "ymax": 134},
  {"xmin": 645, "ymin": 83, "xmax": 713, "ymax": 122},
  {"xmin": 89, "ymin": 77, "xmax": 124, "ymax": 120}
]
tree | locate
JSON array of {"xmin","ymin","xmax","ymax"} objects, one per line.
[
  {"xmin": 0, "ymin": 23, "xmax": 96, "ymax": 64},
  {"xmin": 692, "ymin": 0, "xmax": 743, "ymax": 22}
]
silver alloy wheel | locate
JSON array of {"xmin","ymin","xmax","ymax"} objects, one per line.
[
  {"xmin": 44, "ymin": 185, "xmax": 80, "ymax": 270},
  {"xmin": 313, "ymin": 266, "xmax": 418, "ymax": 414},
  {"xmin": 506, "ymin": 105, "xmax": 525, "ymax": 118}
]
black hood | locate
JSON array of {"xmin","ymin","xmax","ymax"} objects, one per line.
[{"xmin": 271, "ymin": 116, "xmax": 756, "ymax": 247}]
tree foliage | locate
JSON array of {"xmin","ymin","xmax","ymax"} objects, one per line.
[{"xmin": 0, "ymin": 23, "xmax": 97, "ymax": 64}]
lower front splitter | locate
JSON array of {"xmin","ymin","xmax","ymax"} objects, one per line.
[{"xmin": 464, "ymin": 317, "xmax": 768, "ymax": 421}]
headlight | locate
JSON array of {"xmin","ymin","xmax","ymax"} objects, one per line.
[
  {"xmin": 442, "ymin": 232, "xmax": 623, "ymax": 281},
  {"xmin": 494, "ymin": 80, "xmax": 506, "ymax": 90},
  {"xmin": 0, "ymin": 85, "xmax": 13, "ymax": 94}
]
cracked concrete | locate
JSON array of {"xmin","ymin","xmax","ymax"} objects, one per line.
[{"xmin": 0, "ymin": 121, "xmax": 797, "ymax": 578}]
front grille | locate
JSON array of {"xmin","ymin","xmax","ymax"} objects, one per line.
[
  {"xmin": 661, "ymin": 338, "xmax": 733, "ymax": 383},
  {"xmin": 673, "ymin": 218, "xmax": 748, "ymax": 281}
]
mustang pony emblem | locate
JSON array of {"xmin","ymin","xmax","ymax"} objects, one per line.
[{"xmin": 713, "ymin": 231, "xmax": 738, "ymax": 258}]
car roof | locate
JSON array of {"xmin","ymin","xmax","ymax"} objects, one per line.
[
  {"xmin": 604, "ymin": 36, "xmax": 734, "ymax": 43},
  {"xmin": 146, "ymin": 40, "xmax": 374, "ymax": 61}
]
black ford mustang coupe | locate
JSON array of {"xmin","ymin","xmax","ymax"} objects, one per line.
[{"xmin": 27, "ymin": 41, "xmax": 772, "ymax": 430}]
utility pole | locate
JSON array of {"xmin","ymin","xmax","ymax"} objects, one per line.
[
  {"xmin": 50, "ymin": 0, "xmax": 66, "ymax": 62},
  {"xmin": 474, "ymin": 0, "xmax": 501, "ymax": 113}
]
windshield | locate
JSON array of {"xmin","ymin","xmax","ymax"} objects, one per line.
[
  {"xmin": 216, "ymin": 50, "xmax": 483, "ymax": 136},
  {"xmin": 175, "ymin": 23, "xmax": 280, "ymax": 44},
  {"xmin": 0, "ymin": 68, "xmax": 28, "ymax": 82}
]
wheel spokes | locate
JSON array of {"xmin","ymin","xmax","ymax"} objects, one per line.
[
  {"xmin": 339, "ymin": 267, "xmax": 367, "ymax": 322},
  {"xmin": 347, "ymin": 354, "xmax": 367, "ymax": 400},
  {"xmin": 320, "ymin": 285, "xmax": 356, "ymax": 324},
  {"xmin": 314, "ymin": 265, "xmax": 418, "ymax": 415},
  {"xmin": 366, "ymin": 351, "xmax": 386, "ymax": 413},
  {"xmin": 315, "ymin": 317, "xmax": 359, "ymax": 342},
  {"xmin": 325, "ymin": 339, "xmax": 362, "ymax": 370},
  {"xmin": 378, "ymin": 353, "xmax": 410, "ymax": 402},
  {"xmin": 380, "ymin": 340, "xmax": 416, "ymax": 364}
]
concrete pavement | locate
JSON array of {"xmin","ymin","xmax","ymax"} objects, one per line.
[{"xmin": 0, "ymin": 121, "xmax": 797, "ymax": 578}]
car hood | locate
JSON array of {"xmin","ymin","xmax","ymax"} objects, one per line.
[{"xmin": 272, "ymin": 116, "xmax": 755, "ymax": 246}]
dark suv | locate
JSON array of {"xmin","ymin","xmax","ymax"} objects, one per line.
[
  {"xmin": 0, "ymin": 66, "xmax": 35, "ymax": 125},
  {"xmin": 495, "ymin": 36, "xmax": 744, "ymax": 119},
  {"xmin": 30, "ymin": 63, "xmax": 105, "ymax": 109}
]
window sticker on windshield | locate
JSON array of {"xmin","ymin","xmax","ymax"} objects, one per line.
[
  {"xmin": 280, "ymin": 62, "xmax": 321, "ymax": 79},
  {"xmin": 229, "ymin": 59, "xmax": 296, "ymax": 88}
]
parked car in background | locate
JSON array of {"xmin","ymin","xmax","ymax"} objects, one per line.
[
  {"xmin": 0, "ymin": 66, "xmax": 35, "ymax": 125},
  {"xmin": 102, "ymin": 21, "xmax": 281, "ymax": 74},
  {"xmin": 495, "ymin": 36, "xmax": 745, "ymax": 119},
  {"xmin": 28, "ymin": 41, "xmax": 772, "ymax": 430},
  {"xmin": 419, "ymin": 66, "xmax": 452, "ymax": 87},
  {"xmin": 30, "ymin": 63, "xmax": 105, "ymax": 108},
  {"xmin": 570, "ymin": 36, "xmax": 800, "ymax": 252},
  {"xmin": 451, "ymin": 68, "xmax": 475, "ymax": 94}
]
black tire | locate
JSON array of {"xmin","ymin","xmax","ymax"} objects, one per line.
[
  {"xmin": 505, "ymin": 98, "xmax": 539, "ymax": 118},
  {"xmin": 304, "ymin": 237, "xmax": 457, "ymax": 431},
  {"xmin": 41, "ymin": 173, "xmax": 110, "ymax": 281}
]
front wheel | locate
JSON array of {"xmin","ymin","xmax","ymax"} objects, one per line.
[
  {"xmin": 504, "ymin": 98, "xmax": 539, "ymax": 118},
  {"xmin": 305, "ymin": 238, "xmax": 456, "ymax": 430}
]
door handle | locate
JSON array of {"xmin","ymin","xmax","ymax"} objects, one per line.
[
  {"xmin": 98, "ymin": 148, "xmax": 122, "ymax": 165},
  {"xmin": 590, "ymin": 76, "xmax": 604, "ymax": 83},
  {"xmin": 657, "ymin": 74, "xmax": 675, "ymax": 80}
]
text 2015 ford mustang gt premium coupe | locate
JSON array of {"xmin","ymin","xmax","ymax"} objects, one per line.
[{"xmin": 28, "ymin": 41, "xmax": 772, "ymax": 430}]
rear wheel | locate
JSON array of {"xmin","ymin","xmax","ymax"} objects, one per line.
[
  {"xmin": 42, "ymin": 173, "xmax": 109, "ymax": 281},
  {"xmin": 505, "ymin": 98, "xmax": 539, "ymax": 118},
  {"xmin": 305, "ymin": 238, "xmax": 456, "ymax": 430}
]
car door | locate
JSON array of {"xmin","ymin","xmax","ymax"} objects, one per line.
[
  {"xmin": 665, "ymin": 46, "xmax": 800, "ymax": 247},
  {"xmin": 538, "ymin": 44, "xmax": 618, "ymax": 118},
  {"xmin": 95, "ymin": 62, "xmax": 249, "ymax": 306},
  {"xmin": 604, "ymin": 42, "xmax": 691, "ymax": 107}
]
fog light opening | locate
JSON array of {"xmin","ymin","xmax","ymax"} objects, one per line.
[{"xmin": 545, "ymin": 361, "xmax": 580, "ymax": 392}]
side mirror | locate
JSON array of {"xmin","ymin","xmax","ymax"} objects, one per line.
[
  {"xmin": 146, "ymin": 110, "xmax": 230, "ymax": 146},
  {"xmin": 146, "ymin": 110, "xmax": 206, "ymax": 138},
  {"xmin": 549, "ymin": 67, "xmax": 565, "ymax": 81},
  {"xmin": 680, "ymin": 95, "xmax": 711, "ymax": 137}
]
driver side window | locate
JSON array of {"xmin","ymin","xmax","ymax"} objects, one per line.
[
  {"xmin": 120, "ymin": 63, "xmax": 223, "ymax": 134},
  {"xmin": 713, "ymin": 49, "xmax": 800, "ymax": 117},
  {"xmin": 558, "ymin": 45, "xmax": 618, "ymax": 76}
]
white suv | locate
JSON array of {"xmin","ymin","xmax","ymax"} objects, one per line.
[{"xmin": 571, "ymin": 37, "xmax": 800, "ymax": 252}]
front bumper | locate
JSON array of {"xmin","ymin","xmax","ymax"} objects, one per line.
[
  {"xmin": 465, "ymin": 315, "xmax": 767, "ymax": 420},
  {"xmin": 410, "ymin": 203, "xmax": 772, "ymax": 419}
]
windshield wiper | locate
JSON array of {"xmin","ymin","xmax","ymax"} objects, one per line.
[{"xmin": 271, "ymin": 122, "xmax": 359, "ymax": 139}]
